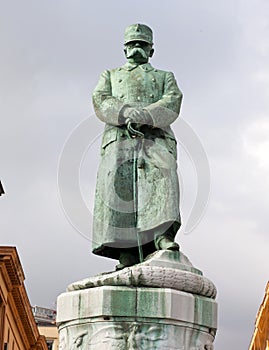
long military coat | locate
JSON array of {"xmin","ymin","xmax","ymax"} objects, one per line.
[{"xmin": 92, "ymin": 62, "xmax": 183, "ymax": 260}]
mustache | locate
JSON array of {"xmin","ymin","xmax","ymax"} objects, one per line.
[{"xmin": 126, "ymin": 47, "xmax": 147, "ymax": 59}]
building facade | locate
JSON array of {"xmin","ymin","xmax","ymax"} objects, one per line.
[
  {"xmin": 0, "ymin": 246, "xmax": 47, "ymax": 350},
  {"xmin": 249, "ymin": 281, "xmax": 269, "ymax": 350},
  {"xmin": 33, "ymin": 306, "xmax": 59, "ymax": 350}
]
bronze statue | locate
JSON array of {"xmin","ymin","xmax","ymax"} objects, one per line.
[{"xmin": 92, "ymin": 24, "xmax": 183, "ymax": 269}]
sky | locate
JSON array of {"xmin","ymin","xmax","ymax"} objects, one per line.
[{"xmin": 1, "ymin": 0, "xmax": 269, "ymax": 348}]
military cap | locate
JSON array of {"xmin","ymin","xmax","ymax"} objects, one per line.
[{"xmin": 124, "ymin": 23, "xmax": 153, "ymax": 45}]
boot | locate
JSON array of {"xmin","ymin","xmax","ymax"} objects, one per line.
[
  {"xmin": 155, "ymin": 235, "xmax": 179, "ymax": 251},
  {"xmin": 116, "ymin": 251, "xmax": 140, "ymax": 270}
]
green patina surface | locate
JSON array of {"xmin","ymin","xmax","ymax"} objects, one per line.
[{"xmin": 92, "ymin": 24, "xmax": 183, "ymax": 265}]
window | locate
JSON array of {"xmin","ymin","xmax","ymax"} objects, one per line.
[{"xmin": 46, "ymin": 340, "xmax": 54, "ymax": 350}]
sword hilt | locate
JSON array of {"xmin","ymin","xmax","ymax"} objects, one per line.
[{"xmin": 126, "ymin": 119, "xmax": 144, "ymax": 138}]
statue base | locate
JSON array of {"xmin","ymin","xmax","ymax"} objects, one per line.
[{"xmin": 57, "ymin": 251, "xmax": 217, "ymax": 349}]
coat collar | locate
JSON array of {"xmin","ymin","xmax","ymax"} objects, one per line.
[{"xmin": 121, "ymin": 62, "xmax": 154, "ymax": 72}]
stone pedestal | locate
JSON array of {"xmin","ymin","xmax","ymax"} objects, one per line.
[{"xmin": 57, "ymin": 251, "xmax": 217, "ymax": 349}]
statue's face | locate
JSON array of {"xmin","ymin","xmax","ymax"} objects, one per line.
[{"xmin": 124, "ymin": 41, "xmax": 154, "ymax": 63}]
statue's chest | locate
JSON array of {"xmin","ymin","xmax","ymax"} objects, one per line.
[{"xmin": 110, "ymin": 69, "xmax": 163, "ymax": 103}]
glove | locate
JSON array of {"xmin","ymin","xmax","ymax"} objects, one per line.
[{"xmin": 123, "ymin": 108, "xmax": 152, "ymax": 125}]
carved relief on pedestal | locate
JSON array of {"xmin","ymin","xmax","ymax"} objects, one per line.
[
  {"xmin": 58, "ymin": 328, "xmax": 68, "ymax": 350},
  {"xmin": 58, "ymin": 321, "xmax": 215, "ymax": 350},
  {"xmin": 57, "ymin": 250, "xmax": 217, "ymax": 349}
]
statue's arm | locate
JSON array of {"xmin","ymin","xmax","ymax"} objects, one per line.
[
  {"xmin": 92, "ymin": 70, "xmax": 127, "ymax": 126},
  {"xmin": 143, "ymin": 72, "xmax": 183, "ymax": 128}
]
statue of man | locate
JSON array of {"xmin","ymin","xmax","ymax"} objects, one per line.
[{"xmin": 92, "ymin": 24, "xmax": 183, "ymax": 269}]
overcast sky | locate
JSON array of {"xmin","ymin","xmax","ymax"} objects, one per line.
[{"xmin": 1, "ymin": 1, "xmax": 269, "ymax": 349}]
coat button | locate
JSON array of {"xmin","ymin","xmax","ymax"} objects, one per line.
[
  {"xmin": 137, "ymin": 96, "xmax": 141, "ymax": 101},
  {"xmin": 150, "ymin": 94, "xmax": 154, "ymax": 98},
  {"xmin": 118, "ymin": 79, "xmax": 122, "ymax": 83},
  {"xmin": 152, "ymin": 78, "xmax": 156, "ymax": 82},
  {"xmin": 120, "ymin": 94, "xmax": 124, "ymax": 98}
]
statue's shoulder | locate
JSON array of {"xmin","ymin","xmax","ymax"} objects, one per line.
[
  {"xmin": 101, "ymin": 64, "xmax": 175, "ymax": 81},
  {"xmin": 109, "ymin": 66, "xmax": 121, "ymax": 73},
  {"xmin": 150, "ymin": 66, "xmax": 167, "ymax": 73},
  {"xmin": 109, "ymin": 63, "xmax": 168, "ymax": 73},
  {"xmin": 146, "ymin": 65, "xmax": 176, "ymax": 80},
  {"xmin": 152, "ymin": 66, "xmax": 175, "ymax": 76},
  {"xmin": 140, "ymin": 63, "xmax": 170, "ymax": 75},
  {"xmin": 103, "ymin": 66, "xmax": 126, "ymax": 79},
  {"xmin": 109, "ymin": 65, "xmax": 127, "ymax": 73},
  {"xmin": 97, "ymin": 67, "xmax": 122, "ymax": 81}
]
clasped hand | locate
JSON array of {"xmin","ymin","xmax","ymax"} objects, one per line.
[{"xmin": 122, "ymin": 107, "xmax": 152, "ymax": 126}]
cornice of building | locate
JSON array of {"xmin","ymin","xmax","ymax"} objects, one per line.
[{"xmin": 0, "ymin": 246, "xmax": 48, "ymax": 350}]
